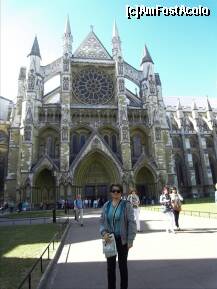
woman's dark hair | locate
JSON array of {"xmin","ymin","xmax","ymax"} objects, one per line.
[{"xmin": 110, "ymin": 184, "xmax": 123, "ymax": 193}]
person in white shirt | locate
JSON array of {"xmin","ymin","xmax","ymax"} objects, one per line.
[
  {"xmin": 127, "ymin": 189, "xmax": 141, "ymax": 232},
  {"xmin": 160, "ymin": 186, "xmax": 175, "ymax": 233}
]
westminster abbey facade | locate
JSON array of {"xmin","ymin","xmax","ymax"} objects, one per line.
[{"xmin": 0, "ymin": 18, "xmax": 217, "ymax": 206}]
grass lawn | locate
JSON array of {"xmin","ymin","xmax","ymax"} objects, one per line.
[
  {"xmin": 0, "ymin": 223, "xmax": 60, "ymax": 289},
  {"xmin": 1, "ymin": 209, "xmax": 69, "ymax": 219}
]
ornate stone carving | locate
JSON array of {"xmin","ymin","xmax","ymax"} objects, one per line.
[
  {"xmin": 24, "ymin": 127, "xmax": 32, "ymax": 141},
  {"xmin": 118, "ymin": 62, "xmax": 123, "ymax": 75},
  {"xmin": 62, "ymin": 128, "xmax": 68, "ymax": 141},
  {"xmin": 118, "ymin": 79, "xmax": 125, "ymax": 93},
  {"xmin": 123, "ymin": 62, "xmax": 143, "ymax": 86},
  {"xmin": 62, "ymin": 76, "xmax": 70, "ymax": 91},
  {"xmin": 155, "ymin": 127, "xmax": 161, "ymax": 141},
  {"xmin": 41, "ymin": 58, "xmax": 62, "ymax": 82},
  {"xmin": 149, "ymin": 75, "xmax": 156, "ymax": 94},
  {"xmin": 63, "ymin": 55, "xmax": 70, "ymax": 72},
  {"xmin": 28, "ymin": 70, "xmax": 35, "ymax": 90},
  {"xmin": 72, "ymin": 67, "xmax": 114, "ymax": 104}
]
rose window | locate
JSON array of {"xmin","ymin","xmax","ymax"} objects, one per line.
[{"xmin": 72, "ymin": 68, "xmax": 114, "ymax": 104}]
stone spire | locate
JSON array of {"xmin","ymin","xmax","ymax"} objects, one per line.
[
  {"xmin": 63, "ymin": 15, "xmax": 72, "ymax": 55},
  {"xmin": 28, "ymin": 36, "xmax": 41, "ymax": 73},
  {"xmin": 112, "ymin": 20, "xmax": 122, "ymax": 57},
  {"xmin": 112, "ymin": 20, "xmax": 119, "ymax": 38},
  {"xmin": 28, "ymin": 36, "xmax": 41, "ymax": 59},
  {"xmin": 206, "ymin": 96, "xmax": 212, "ymax": 111},
  {"xmin": 141, "ymin": 45, "xmax": 154, "ymax": 77},
  {"xmin": 141, "ymin": 45, "xmax": 154, "ymax": 65}
]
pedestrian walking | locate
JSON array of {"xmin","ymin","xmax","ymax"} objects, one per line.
[
  {"xmin": 127, "ymin": 188, "xmax": 141, "ymax": 232},
  {"xmin": 100, "ymin": 184, "xmax": 136, "ymax": 289},
  {"xmin": 74, "ymin": 194, "xmax": 84, "ymax": 226},
  {"xmin": 159, "ymin": 186, "xmax": 175, "ymax": 233},
  {"xmin": 170, "ymin": 186, "xmax": 183, "ymax": 230}
]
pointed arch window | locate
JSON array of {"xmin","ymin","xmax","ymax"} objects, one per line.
[
  {"xmin": 111, "ymin": 134, "xmax": 117, "ymax": 153},
  {"xmin": 72, "ymin": 134, "xmax": 78, "ymax": 154},
  {"xmin": 133, "ymin": 135, "xmax": 142, "ymax": 157},
  {"xmin": 80, "ymin": 135, "xmax": 86, "ymax": 149},
  {"xmin": 104, "ymin": 135, "xmax": 109, "ymax": 145}
]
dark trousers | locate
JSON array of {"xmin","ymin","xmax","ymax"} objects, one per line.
[
  {"xmin": 107, "ymin": 236, "xmax": 128, "ymax": 289},
  {"xmin": 173, "ymin": 210, "xmax": 180, "ymax": 228}
]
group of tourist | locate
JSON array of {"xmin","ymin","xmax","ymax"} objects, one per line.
[{"xmin": 159, "ymin": 186, "xmax": 183, "ymax": 233}]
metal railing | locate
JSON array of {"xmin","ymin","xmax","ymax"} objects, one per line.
[
  {"xmin": 143, "ymin": 206, "xmax": 217, "ymax": 219},
  {"xmin": 17, "ymin": 218, "xmax": 69, "ymax": 289}
]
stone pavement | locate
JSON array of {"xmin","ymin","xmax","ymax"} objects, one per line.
[{"xmin": 44, "ymin": 209, "xmax": 217, "ymax": 289}]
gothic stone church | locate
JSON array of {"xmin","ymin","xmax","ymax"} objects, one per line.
[{"xmin": 1, "ymin": 18, "xmax": 217, "ymax": 206}]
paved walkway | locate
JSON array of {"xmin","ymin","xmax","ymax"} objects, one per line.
[{"xmin": 45, "ymin": 209, "xmax": 217, "ymax": 289}]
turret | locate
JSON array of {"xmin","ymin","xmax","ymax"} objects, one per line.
[
  {"xmin": 141, "ymin": 45, "xmax": 154, "ymax": 78},
  {"xmin": 27, "ymin": 36, "xmax": 41, "ymax": 73},
  {"xmin": 63, "ymin": 16, "xmax": 72, "ymax": 56}
]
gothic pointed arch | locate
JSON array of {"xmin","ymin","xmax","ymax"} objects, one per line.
[{"xmin": 134, "ymin": 163, "xmax": 157, "ymax": 201}]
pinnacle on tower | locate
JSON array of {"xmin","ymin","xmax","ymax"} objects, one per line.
[
  {"xmin": 63, "ymin": 15, "xmax": 72, "ymax": 55},
  {"xmin": 141, "ymin": 45, "xmax": 154, "ymax": 65},
  {"xmin": 177, "ymin": 98, "xmax": 182, "ymax": 110},
  {"xmin": 28, "ymin": 36, "xmax": 41, "ymax": 59},
  {"xmin": 192, "ymin": 99, "xmax": 198, "ymax": 110},
  {"xmin": 112, "ymin": 20, "xmax": 119, "ymax": 38},
  {"xmin": 206, "ymin": 96, "xmax": 212, "ymax": 111},
  {"xmin": 64, "ymin": 15, "xmax": 71, "ymax": 35},
  {"xmin": 112, "ymin": 20, "xmax": 122, "ymax": 57}
]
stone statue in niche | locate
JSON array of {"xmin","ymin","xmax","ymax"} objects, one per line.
[
  {"xmin": 120, "ymin": 108, "xmax": 127, "ymax": 121},
  {"xmin": 63, "ymin": 77, "xmax": 69, "ymax": 91},
  {"xmin": 119, "ymin": 79, "xmax": 125, "ymax": 93},
  {"xmin": 155, "ymin": 127, "xmax": 161, "ymax": 141},
  {"xmin": 28, "ymin": 70, "xmax": 35, "ymax": 90},
  {"xmin": 149, "ymin": 75, "xmax": 156, "ymax": 94},
  {"xmin": 122, "ymin": 126, "xmax": 129, "ymax": 141},
  {"xmin": 118, "ymin": 62, "xmax": 123, "ymax": 75},
  {"xmin": 62, "ymin": 128, "xmax": 68, "ymax": 141},
  {"xmin": 63, "ymin": 56, "xmax": 69, "ymax": 72},
  {"xmin": 24, "ymin": 128, "xmax": 31, "ymax": 141}
]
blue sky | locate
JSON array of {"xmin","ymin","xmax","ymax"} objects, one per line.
[{"xmin": 1, "ymin": 0, "xmax": 217, "ymax": 106}]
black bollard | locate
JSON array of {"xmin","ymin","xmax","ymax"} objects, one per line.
[{"xmin": 53, "ymin": 209, "xmax": 56, "ymax": 223}]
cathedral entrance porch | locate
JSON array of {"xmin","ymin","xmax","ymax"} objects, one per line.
[
  {"xmin": 73, "ymin": 151, "xmax": 121, "ymax": 201},
  {"xmin": 32, "ymin": 168, "xmax": 56, "ymax": 208}
]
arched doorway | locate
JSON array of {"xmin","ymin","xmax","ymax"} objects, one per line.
[
  {"xmin": 73, "ymin": 151, "xmax": 120, "ymax": 201},
  {"xmin": 135, "ymin": 166, "xmax": 157, "ymax": 204},
  {"xmin": 33, "ymin": 169, "xmax": 56, "ymax": 207}
]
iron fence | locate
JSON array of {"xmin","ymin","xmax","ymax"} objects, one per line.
[
  {"xmin": 17, "ymin": 218, "xmax": 69, "ymax": 289},
  {"xmin": 143, "ymin": 206, "xmax": 217, "ymax": 219}
]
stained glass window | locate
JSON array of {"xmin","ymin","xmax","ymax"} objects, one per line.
[{"xmin": 72, "ymin": 68, "xmax": 114, "ymax": 104}]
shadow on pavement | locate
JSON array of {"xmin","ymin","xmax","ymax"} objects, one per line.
[{"xmin": 49, "ymin": 258, "xmax": 217, "ymax": 289}]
